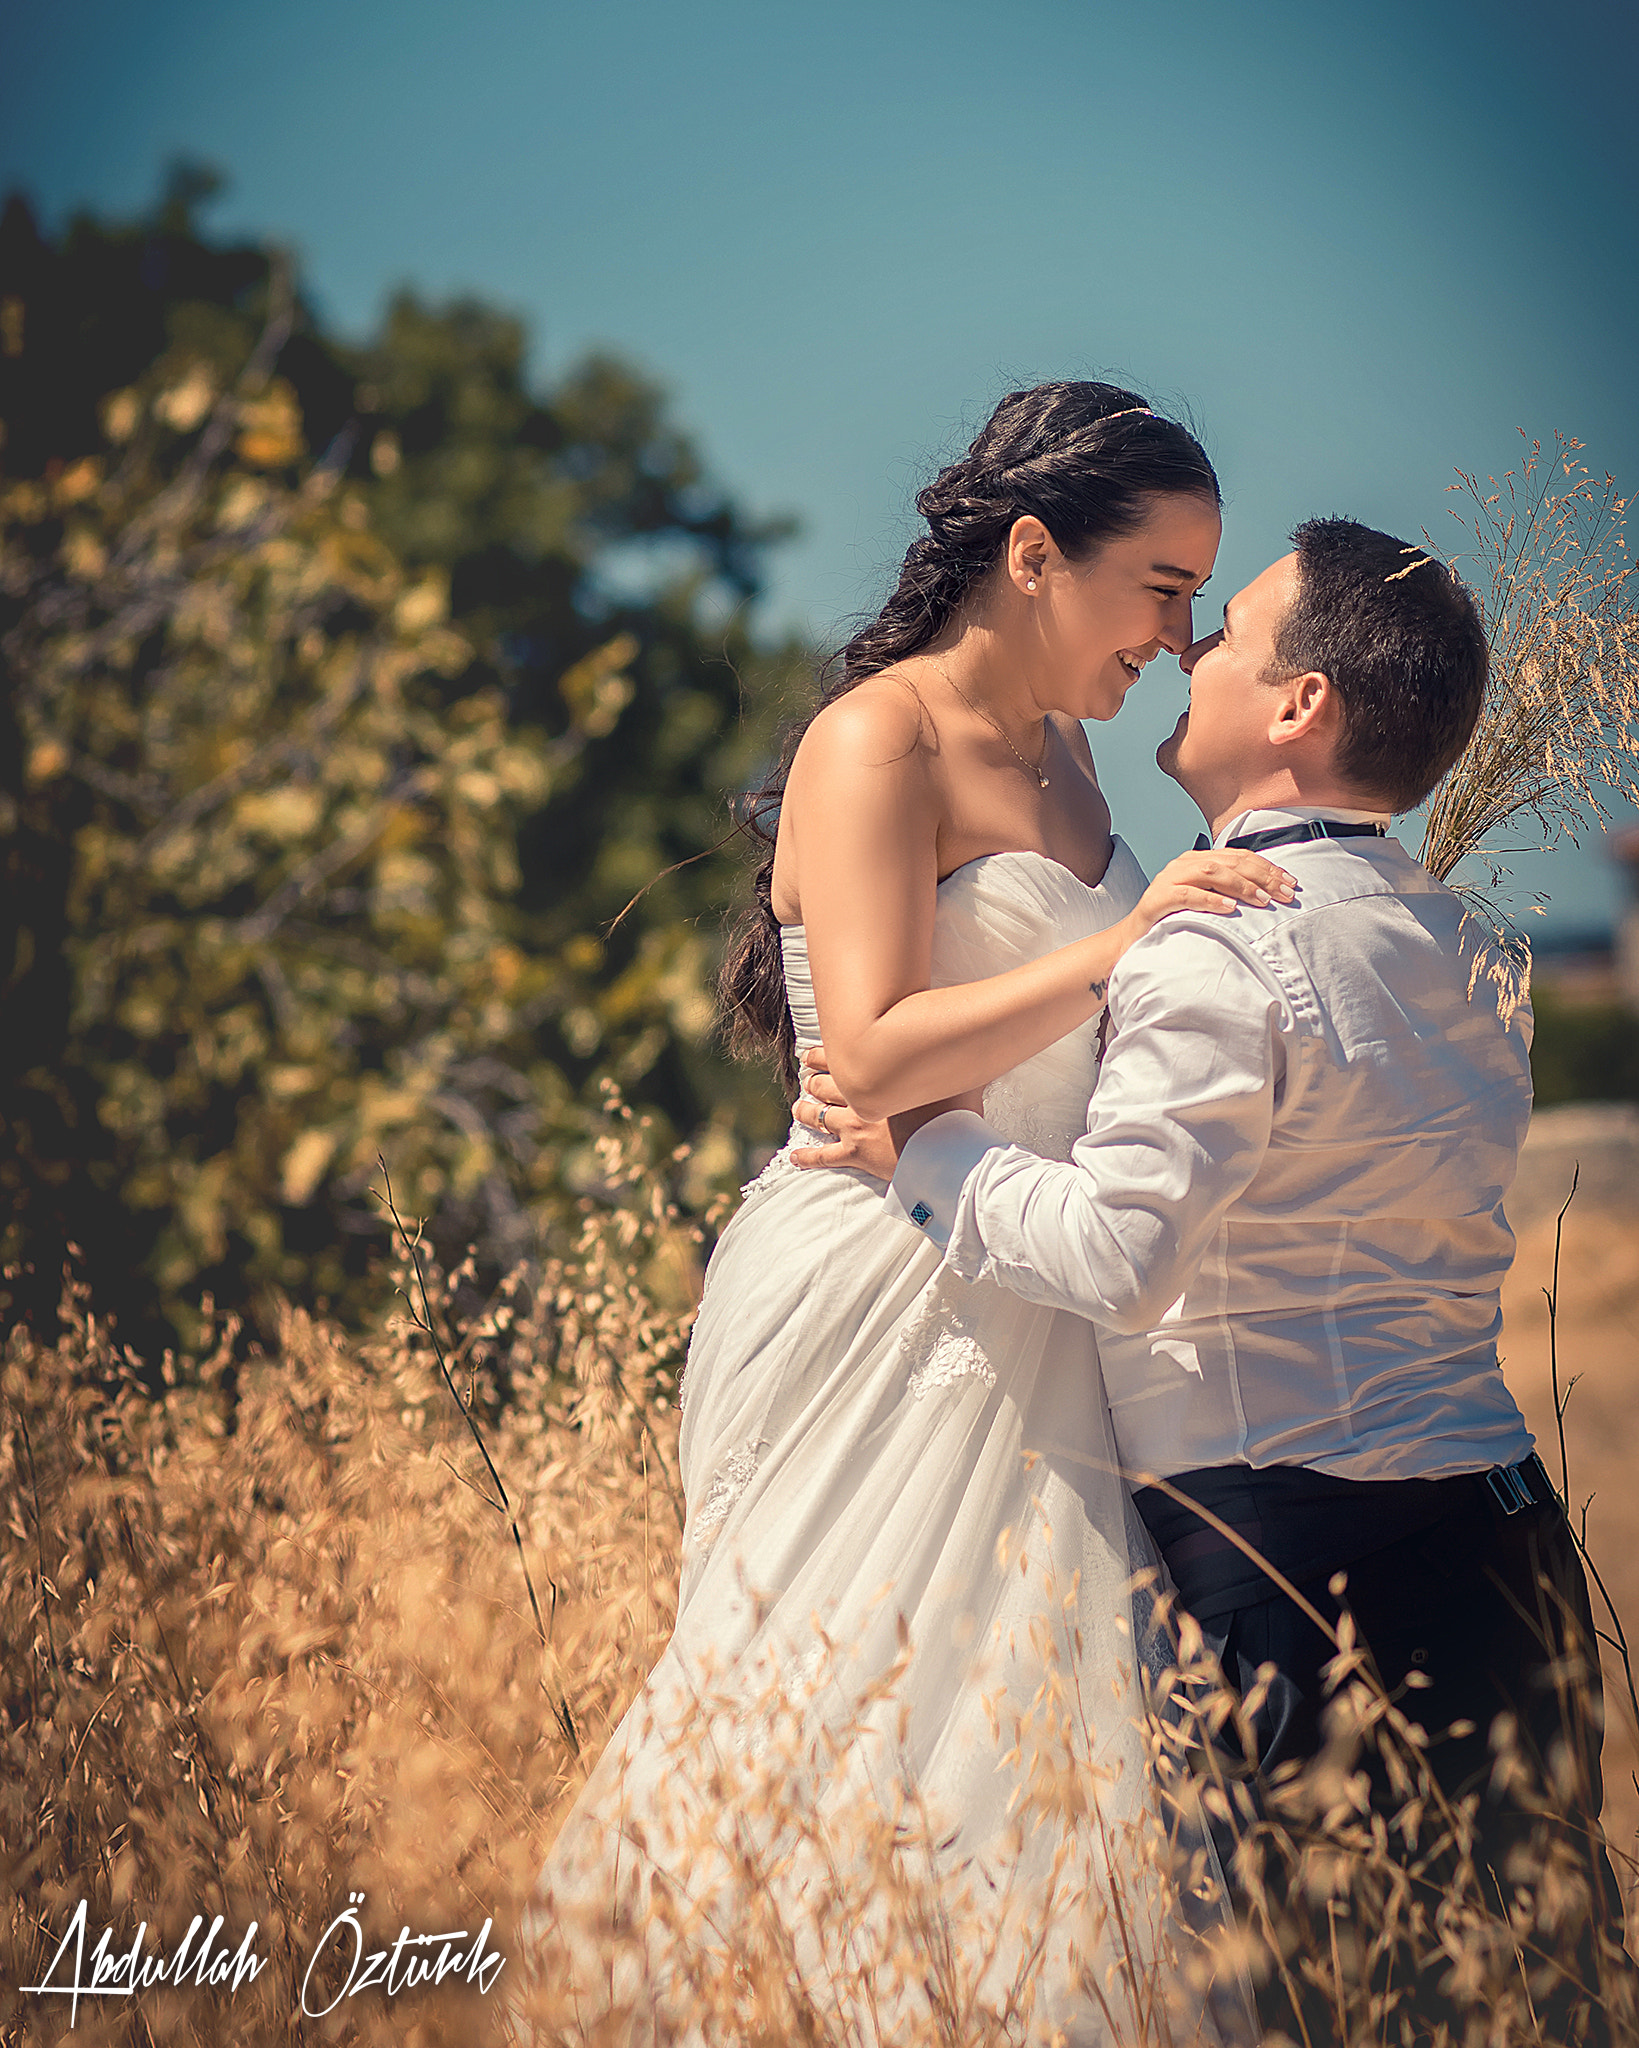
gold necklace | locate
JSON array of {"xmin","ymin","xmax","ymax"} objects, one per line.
[{"xmin": 939, "ymin": 668, "xmax": 1051, "ymax": 790}]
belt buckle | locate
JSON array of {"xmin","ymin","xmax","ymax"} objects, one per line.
[
  {"xmin": 1485, "ymin": 1454, "xmax": 1552, "ymax": 1516},
  {"xmin": 1485, "ymin": 1463, "xmax": 1531, "ymax": 1515}
]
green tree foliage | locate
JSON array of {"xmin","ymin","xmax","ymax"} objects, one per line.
[
  {"xmin": 0, "ymin": 168, "xmax": 795, "ymax": 1349},
  {"xmin": 351, "ymin": 295, "xmax": 793, "ymax": 1122}
]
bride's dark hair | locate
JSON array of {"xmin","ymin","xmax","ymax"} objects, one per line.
[{"xmin": 718, "ymin": 380, "xmax": 1220, "ymax": 1093}]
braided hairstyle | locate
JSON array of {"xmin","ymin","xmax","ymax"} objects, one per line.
[{"xmin": 718, "ymin": 380, "xmax": 1220, "ymax": 1092}]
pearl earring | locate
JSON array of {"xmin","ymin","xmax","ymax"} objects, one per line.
[{"xmin": 1026, "ymin": 578, "xmax": 1037, "ymax": 592}]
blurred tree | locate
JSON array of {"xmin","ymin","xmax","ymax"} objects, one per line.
[
  {"xmin": 351, "ymin": 295, "xmax": 795, "ymax": 1140},
  {"xmin": 1528, "ymin": 989, "xmax": 1639, "ymax": 1105},
  {"xmin": 0, "ymin": 168, "xmax": 796, "ymax": 1350}
]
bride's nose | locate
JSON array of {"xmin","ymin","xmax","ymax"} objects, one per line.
[{"xmin": 1158, "ymin": 591, "xmax": 1195, "ymax": 655}]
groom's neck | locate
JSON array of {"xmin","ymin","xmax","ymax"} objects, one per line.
[{"xmin": 1201, "ymin": 769, "xmax": 1388, "ymax": 841}]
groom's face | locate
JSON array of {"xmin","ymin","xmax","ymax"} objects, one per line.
[{"xmin": 1157, "ymin": 553, "xmax": 1300, "ymax": 811}]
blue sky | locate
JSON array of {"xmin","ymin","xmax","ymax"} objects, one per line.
[{"xmin": 4, "ymin": 0, "xmax": 1636, "ymax": 931}]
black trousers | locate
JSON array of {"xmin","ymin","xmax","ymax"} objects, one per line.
[{"xmin": 1133, "ymin": 1463, "xmax": 1636, "ymax": 2045}]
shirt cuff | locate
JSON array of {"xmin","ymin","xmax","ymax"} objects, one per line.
[{"xmin": 884, "ymin": 1110, "xmax": 1003, "ymax": 1249}]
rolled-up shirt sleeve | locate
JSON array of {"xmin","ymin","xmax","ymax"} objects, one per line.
[{"xmin": 890, "ymin": 918, "xmax": 1290, "ymax": 1330}]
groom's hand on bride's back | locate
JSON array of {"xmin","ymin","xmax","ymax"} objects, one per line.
[{"xmin": 791, "ymin": 1048, "xmax": 975, "ymax": 1180}]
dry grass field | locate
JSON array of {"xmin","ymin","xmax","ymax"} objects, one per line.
[
  {"xmin": 1500, "ymin": 1139, "xmax": 1639, "ymax": 1877},
  {"xmin": 4, "ymin": 1100, "xmax": 1638, "ymax": 2045},
  {"xmin": 1, "ymin": 1106, "xmax": 690, "ymax": 2048}
]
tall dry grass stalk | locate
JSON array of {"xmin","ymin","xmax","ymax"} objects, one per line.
[{"xmin": 1419, "ymin": 434, "xmax": 1639, "ymax": 1007}]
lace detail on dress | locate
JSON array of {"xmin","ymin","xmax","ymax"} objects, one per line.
[
  {"xmin": 692, "ymin": 1440, "xmax": 763, "ymax": 1549},
  {"xmin": 981, "ymin": 1069, "xmax": 1082, "ymax": 1162},
  {"xmin": 727, "ymin": 1636, "xmax": 835, "ymax": 1761},
  {"xmin": 739, "ymin": 1146, "xmax": 799, "ymax": 1202},
  {"xmin": 900, "ymin": 1282, "xmax": 999, "ymax": 1400}
]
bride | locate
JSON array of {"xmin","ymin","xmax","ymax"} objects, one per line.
[{"xmin": 533, "ymin": 383, "xmax": 1292, "ymax": 2042}]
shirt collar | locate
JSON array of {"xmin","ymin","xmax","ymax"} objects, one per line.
[{"xmin": 1209, "ymin": 803, "xmax": 1394, "ymax": 851}]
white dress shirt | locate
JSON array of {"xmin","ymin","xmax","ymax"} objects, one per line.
[{"xmin": 886, "ymin": 807, "xmax": 1537, "ymax": 1484}]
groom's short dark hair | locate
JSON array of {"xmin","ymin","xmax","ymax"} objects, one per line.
[{"xmin": 1272, "ymin": 517, "xmax": 1488, "ymax": 813}]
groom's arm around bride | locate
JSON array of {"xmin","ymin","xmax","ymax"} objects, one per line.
[{"xmin": 878, "ymin": 519, "xmax": 1634, "ymax": 2040}]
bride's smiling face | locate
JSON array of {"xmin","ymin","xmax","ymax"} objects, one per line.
[{"xmin": 1017, "ymin": 495, "xmax": 1222, "ymax": 721}]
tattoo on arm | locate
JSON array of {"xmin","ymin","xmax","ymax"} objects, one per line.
[{"xmin": 1089, "ymin": 978, "xmax": 1109, "ymax": 1003}]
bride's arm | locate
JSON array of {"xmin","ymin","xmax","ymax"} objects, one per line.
[{"xmin": 784, "ymin": 687, "xmax": 1292, "ymax": 1125}]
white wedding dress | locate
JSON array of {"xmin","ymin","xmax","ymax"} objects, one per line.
[{"xmin": 532, "ymin": 844, "xmax": 1239, "ymax": 2043}]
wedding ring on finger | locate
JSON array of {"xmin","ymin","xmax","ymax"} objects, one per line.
[{"xmin": 817, "ymin": 1104, "xmax": 830, "ymax": 1133}]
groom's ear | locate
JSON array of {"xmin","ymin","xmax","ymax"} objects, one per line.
[{"xmin": 1267, "ymin": 668, "xmax": 1338, "ymax": 749}]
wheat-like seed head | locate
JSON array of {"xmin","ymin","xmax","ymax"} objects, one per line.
[{"xmin": 1420, "ymin": 434, "xmax": 1639, "ymax": 1015}]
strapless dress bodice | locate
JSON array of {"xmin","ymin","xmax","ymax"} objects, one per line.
[{"xmin": 776, "ymin": 839, "xmax": 1147, "ymax": 1166}]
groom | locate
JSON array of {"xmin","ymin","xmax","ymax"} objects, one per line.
[{"xmin": 807, "ymin": 517, "xmax": 1633, "ymax": 2039}]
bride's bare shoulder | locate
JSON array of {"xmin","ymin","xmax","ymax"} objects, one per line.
[{"xmin": 791, "ymin": 670, "xmax": 935, "ymax": 785}]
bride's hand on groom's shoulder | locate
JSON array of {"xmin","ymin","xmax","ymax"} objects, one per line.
[
  {"xmin": 1123, "ymin": 848, "xmax": 1297, "ymax": 949},
  {"xmin": 792, "ymin": 1049, "xmax": 980, "ymax": 1180}
]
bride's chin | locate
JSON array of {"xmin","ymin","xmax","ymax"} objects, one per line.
[{"xmin": 1082, "ymin": 677, "xmax": 1129, "ymax": 722}]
